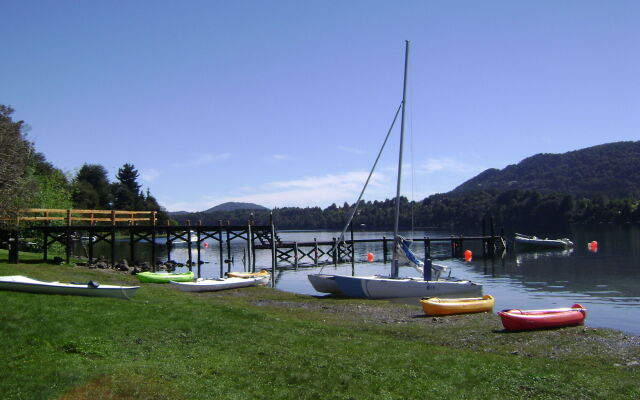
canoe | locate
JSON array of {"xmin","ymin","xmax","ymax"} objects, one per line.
[
  {"xmin": 169, "ymin": 276, "xmax": 268, "ymax": 292},
  {"xmin": 420, "ymin": 295, "xmax": 495, "ymax": 316},
  {"xmin": 0, "ymin": 275, "xmax": 139, "ymax": 300},
  {"xmin": 136, "ymin": 271, "xmax": 194, "ymax": 283},
  {"xmin": 515, "ymin": 233, "xmax": 573, "ymax": 249},
  {"xmin": 498, "ymin": 304, "xmax": 586, "ymax": 331},
  {"xmin": 226, "ymin": 269, "xmax": 270, "ymax": 279}
]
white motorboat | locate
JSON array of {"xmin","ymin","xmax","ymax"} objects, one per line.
[
  {"xmin": 0, "ymin": 275, "xmax": 139, "ymax": 300},
  {"xmin": 515, "ymin": 233, "xmax": 574, "ymax": 249},
  {"xmin": 169, "ymin": 276, "xmax": 268, "ymax": 292}
]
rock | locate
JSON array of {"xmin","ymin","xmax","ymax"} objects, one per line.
[{"xmin": 96, "ymin": 261, "xmax": 109, "ymax": 269}]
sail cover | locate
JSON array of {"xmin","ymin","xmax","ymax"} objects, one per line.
[{"xmin": 394, "ymin": 236, "xmax": 425, "ymax": 272}]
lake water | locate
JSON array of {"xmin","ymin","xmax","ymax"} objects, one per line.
[{"xmin": 78, "ymin": 225, "xmax": 640, "ymax": 335}]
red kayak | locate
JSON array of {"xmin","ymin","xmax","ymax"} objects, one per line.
[{"xmin": 498, "ymin": 304, "xmax": 586, "ymax": 331}]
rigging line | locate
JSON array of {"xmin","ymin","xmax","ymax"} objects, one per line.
[{"xmin": 319, "ymin": 102, "xmax": 403, "ymax": 272}]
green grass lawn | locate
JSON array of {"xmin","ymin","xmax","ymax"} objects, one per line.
[{"xmin": 1, "ymin": 250, "xmax": 639, "ymax": 399}]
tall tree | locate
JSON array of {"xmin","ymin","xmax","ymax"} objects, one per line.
[
  {"xmin": 0, "ymin": 105, "xmax": 33, "ymax": 226},
  {"xmin": 112, "ymin": 163, "xmax": 143, "ymax": 210},
  {"xmin": 72, "ymin": 164, "xmax": 112, "ymax": 209},
  {"xmin": 116, "ymin": 163, "xmax": 142, "ymax": 196}
]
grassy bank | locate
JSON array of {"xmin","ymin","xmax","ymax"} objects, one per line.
[{"xmin": 1, "ymin": 250, "xmax": 639, "ymax": 399}]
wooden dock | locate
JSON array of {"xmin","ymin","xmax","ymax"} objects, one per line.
[{"xmin": 1, "ymin": 208, "xmax": 505, "ymax": 278}]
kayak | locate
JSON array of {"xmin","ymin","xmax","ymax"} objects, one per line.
[
  {"xmin": 169, "ymin": 276, "xmax": 268, "ymax": 292},
  {"xmin": 136, "ymin": 271, "xmax": 194, "ymax": 283},
  {"xmin": 498, "ymin": 304, "xmax": 586, "ymax": 331},
  {"xmin": 420, "ymin": 295, "xmax": 495, "ymax": 316},
  {"xmin": 0, "ymin": 275, "xmax": 139, "ymax": 300},
  {"xmin": 226, "ymin": 269, "xmax": 270, "ymax": 279},
  {"xmin": 515, "ymin": 233, "xmax": 574, "ymax": 249}
]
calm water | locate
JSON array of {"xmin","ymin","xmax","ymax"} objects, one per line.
[{"xmin": 78, "ymin": 225, "xmax": 640, "ymax": 335}]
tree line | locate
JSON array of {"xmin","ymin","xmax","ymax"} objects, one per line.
[
  {"xmin": 174, "ymin": 189, "xmax": 640, "ymax": 231},
  {"xmin": 0, "ymin": 105, "xmax": 168, "ymax": 228}
]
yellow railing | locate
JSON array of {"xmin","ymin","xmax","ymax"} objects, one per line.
[{"xmin": 5, "ymin": 209, "xmax": 158, "ymax": 226}]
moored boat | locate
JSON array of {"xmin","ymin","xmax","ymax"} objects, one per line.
[
  {"xmin": 136, "ymin": 271, "xmax": 194, "ymax": 283},
  {"xmin": 515, "ymin": 233, "xmax": 574, "ymax": 249},
  {"xmin": 334, "ymin": 275, "xmax": 482, "ymax": 300},
  {"xmin": 226, "ymin": 269, "xmax": 270, "ymax": 279},
  {"xmin": 420, "ymin": 295, "xmax": 495, "ymax": 316},
  {"xmin": 169, "ymin": 276, "xmax": 268, "ymax": 292},
  {"xmin": 498, "ymin": 304, "xmax": 586, "ymax": 331},
  {"xmin": 0, "ymin": 275, "xmax": 139, "ymax": 300},
  {"xmin": 308, "ymin": 273, "xmax": 342, "ymax": 294}
]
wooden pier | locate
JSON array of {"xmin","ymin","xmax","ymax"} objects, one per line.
[{"xmin": 1, "ymin": 208, "xmax": 505, "ymax": 277}]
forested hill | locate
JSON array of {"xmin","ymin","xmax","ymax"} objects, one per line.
[{"xmin": 453, "ymin": 141, "xmax": 640, "ymax": 198}]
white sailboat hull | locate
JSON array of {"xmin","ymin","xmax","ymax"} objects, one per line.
[
  {"xmin": 333, "ymin": 275, "xmax": 482, "ymax": 299},
  {"xmin": 0, "ymin": 275, "xmax": 139, "ymax": 300},
  {"xmin": 307, "ymin": 273, "xmax": 343, "ymax": 294},
  {"xmin": 169, "ymin": 276, "xmax": 268, "ymax": 292}
]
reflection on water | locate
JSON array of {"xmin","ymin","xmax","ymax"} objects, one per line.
[{"xmin": 74, "ymin": 226, "xmax": 640, "ymax": 335}]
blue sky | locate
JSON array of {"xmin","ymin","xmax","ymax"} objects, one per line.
[{"xmin": 2, "ymin": 1, "xmax": 638, "ymax": 212}]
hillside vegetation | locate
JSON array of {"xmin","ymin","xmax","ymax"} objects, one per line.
[{"xmin": 172, "ymin": 142, "xmax": 640, "ymax": 230}]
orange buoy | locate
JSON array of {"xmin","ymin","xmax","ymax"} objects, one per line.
[
  {"xmin": 588, "ymin": 241, "xmax": 598, "ymax": 253},
  {"xmin": 464, "ymin": 249, "xmax": 472, "ymax": 262},
  {"xmin": 203, "ymin": 242, "xmax": 209, "ymax": 248},
  {"xmin": 367, "ymin": 252, "xmax": 374, "ymax": 262}
]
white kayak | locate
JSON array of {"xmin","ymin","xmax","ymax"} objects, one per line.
[
  {"xmin": 169, "ymin": 276, "xmax": 269, "ymax": 292},
  {"xmin": 515, "ymin": 233, "xmax": 574, "ymax": 249},
  {"xmin": 0, "ymin": 275, "xmax": 139, "ymax": 300}
]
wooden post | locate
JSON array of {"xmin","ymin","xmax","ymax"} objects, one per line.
[
  {"xmin": 166, "ymin": 222, "xmax": 172, "ymax": 263},
  {"xmin": 151, "ymin": 212, "xmax": 157, "ymax": 270},
  {"xmin": 88, "ymin": 227, "xmax": 94, "ymax": 263},
  {"xmin": 43, "ymin": 211, "xmax": 49, "ymax": 262},
  {"xmin": 218, "ymin": 229, "xmax": 224, "ymax": 278},
  {"xmin": 314, "ymin": 238, "xmax": 318, "ymax": 266},
  {"xmin": 226, "ymin": 229, "xmax": 232, "ymax": 273},
  {"xmin": 332, "ymin": 237, "xmax": 337, "ymax": 267},
  {"xmin": 247, "ymin": 221, "xmax": 253, "ymax": 273},
  {"xmin": 110, "ymin": 210, "xmax": 116, "ymax": 265},
  {"xmin": 270, "ymin": 212, "xmax": 276, "ymax": 288},
  {"xmin": 196, "ymin": 229, "xmax": 201, "ymax": 278},
  {"xmin": 65, "ymin": 209, "xmax": 71, "ymax": 264},
  {"xmin": 424, "ymin": 237, "xmax": 430, "ymax": 259},
  {"xmin": 294, "ymin": 242, "xmax": 299, "ymax": 269},
  {"xmin": 489, "ymin": 216, "xmax": 495, "ymax": 257},
  {"xmin": 129, "ymin": 228, "xmax": 135, "ymax": 265},
  {"xmin": 8, "ymin": 230, "xmax": 19, "ymax": 264},
  {"xmin": 382, "ymin": 236, "xmax": 388, "ymax": 263}
]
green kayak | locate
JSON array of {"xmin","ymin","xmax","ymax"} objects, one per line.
[{"xmin": 136, "ymin": 271, "xmax": 194, "ymax": 283}]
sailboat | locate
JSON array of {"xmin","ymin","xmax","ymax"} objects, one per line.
[{"xmin": 314, "ymin": 41, "xmax": 482, "ymax": 299}]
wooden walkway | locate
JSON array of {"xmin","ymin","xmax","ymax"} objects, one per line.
[{"xmin": 1, "ymin": 208, "xmax": 505, "ymax": 278}]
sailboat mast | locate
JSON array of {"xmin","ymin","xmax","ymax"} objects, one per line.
[{"xmin": 391, "ymin": 40, "xmax": 410, "ymax": 279}]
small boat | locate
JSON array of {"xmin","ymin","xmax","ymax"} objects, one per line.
[
  {"xmin": 136, "ymin": 271, "xmax": 194, "ymax": 283},
  {"xmin": 0, "ymin": 275, "xmax": 139, "ymax": 300},
  {"xmin": 498, "ymin": 304, "xmax": 586, "ymax": 331},
  {"xmin": 515, "ymin": 233, "xmax": 574, "ymax": 249},
  {"xmin": 334, "ymin": 275, "xmax": 482, "ymax": 299},
  {"xmin": 226, "ymin": 269, "xmax": 270, "ymax": 279},
  {"xmin": 169, "ymin": 276, "xmax": 268, "ymax": 292},
  {"xmin": 308, "ymin": 273, "xmax": 342, "ymax": 294},
  {"xmin": 420, "ymin": 295, "xmax": 495, "ymax": 316}
]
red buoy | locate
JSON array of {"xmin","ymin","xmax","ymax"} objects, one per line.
[
  {"xmin": 464, "ymin": 249, "xmax": 472, "ymax": 262},
  {"xmin": 367, "ymin": 252, "xmax": 374, "ymax": 262},
  {"xmin": 203, "ymin": 242, "xmax": 209, "ymax": 248}
]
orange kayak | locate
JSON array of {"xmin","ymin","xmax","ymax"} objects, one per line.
[{"xmin": 498, "ymin": 304, "xmax": 586, "ymax": 331}]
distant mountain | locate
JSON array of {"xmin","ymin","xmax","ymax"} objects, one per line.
[
  {"xmin": 203, "ymin": 202, "xmax": 268, "ymax": 213},
  {"xmin": 452, "ymin": 141, "xmax": 640, "ymax": 198}
]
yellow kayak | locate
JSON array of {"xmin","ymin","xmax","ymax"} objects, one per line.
[
  {"xmin": 225, "ymin": 269, "xmax": 270, "ymax": 279},
  {"xmin": 420, "ymin": 295, "xmax": 495, "ymax": 316}
]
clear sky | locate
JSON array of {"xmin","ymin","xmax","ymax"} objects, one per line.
[{"xmin": 2, "ymin": 1, "xmax": 638, "ymax": 212}]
